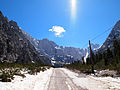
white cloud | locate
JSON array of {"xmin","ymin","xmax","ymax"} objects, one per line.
[{"xmin": 49, "ymin": 26, "xmax": 66, "ymax": 37}]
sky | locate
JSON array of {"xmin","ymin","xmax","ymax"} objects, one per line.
[{"xmin": 0, "ymin": 0, "xmax": 120, "ymax": 48}]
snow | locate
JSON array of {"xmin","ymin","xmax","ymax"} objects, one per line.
[
  {"xmin": 31, "ymin": 60, "xmax": 35, "ymax": 63},
  {"xmin": 65, "ymin": 81, "xmax": 72, "ymax": 90},
  {"xmin": 51, "ymin": 56, "xmax": 56, "ymax": 65},
  {"xmin": 61, "ymin": 68, "xmax": 120, "ymax": 90},
  {"xmin": 55, "ymin": 46, "xmax": 61, "ymax": 49},
  {"xmin": 0, "ymin": 68, "xmax": 53, "ymax": 90},
  {"xmin": 117, "ymin": 29, "xmax": 120, "ymax": 32},
  {"xmin": 1, "ymin": 68, "xmax": 120, "ymax": 90},
  {"xmin": 11, "ymin": 26, "xmax": 14, "ymax": 29},
  {"xmin": 84, "ymin": 51, "xmax": 89, "ymax": 63},
  {"xmin": 92, "ymin": 76, "xmax": 120, "ymax": 90},
  {"xmin": 51, "ymin": 57, "xmax": 55, "ymax": 60},
  {"xmin": 40, "ymin": 54, "xmax": 44, "ymax": 56},
  {"xmin": 67, "ymin": 54, "xmax": 71, "ymax": 57},
  {"xmin": 71, "ymin": 56, "xmax": 73, "ymax": 58},
  {"xmin": 51, "ymin": 60, "xmax": 56, "ymax": 66},
  {"xmin": 19, "ymin": 38, "xmax": 23, "ymax": 41},
  {"xmin": 78, "ymin": 51, "xmax": 82, "ymax": 54}
]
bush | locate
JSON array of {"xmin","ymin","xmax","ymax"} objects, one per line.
[
  {"xmin": 15, "ymin": 73, "xmax": 26, "ymax": 78},
  {"xmin": 41, "ymin": 67, "xmax": 46, "ymax": 72},
  {"xmin": 64, "ymin": 61, "xmax": 92, "ymax": 74},
  {"xmin": 102, "ymin": 73, "xmax": 114, "ymax": 77},
  {"xmin": 0, "ymin": 71, "xmax": 14, "ymax": 82},
  {"xmin": 0, "ymin": 62, "xmax": 50, "ymax": 82}
]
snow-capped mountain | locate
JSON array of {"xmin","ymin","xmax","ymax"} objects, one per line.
[
  {"xmin": 22, "ymin": 30, "xmax": 100, "ymax": 65},
  {"xmin": 99, "ymin": 20, "xmax": 120, "ymax": 52}
]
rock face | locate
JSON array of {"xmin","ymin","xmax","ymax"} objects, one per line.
[
  {"xmin": 22, "ymin": 30, "xmax": 100, "ymax": 65},
  {"xmin": 99, "ymin": 20, "xmax": 120, "ymax": 52},
  {"xmin": 0, "ymin": 11, "xmax": 51, "ymax": 64}
]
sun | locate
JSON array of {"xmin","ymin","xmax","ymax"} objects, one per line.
[{"xmin": 71, "ymin": 0, "xmax": 76, "ymax": 19}]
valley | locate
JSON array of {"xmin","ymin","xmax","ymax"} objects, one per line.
[{"xmin": 0, "ymin": 1, "xmax": 120, "ymax": 89}]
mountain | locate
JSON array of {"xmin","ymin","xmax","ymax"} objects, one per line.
[
  {"xmin": 22, "ymin": 30, "xmax": 100, "ymax": 65},
  {"xmin": 99, "ymin": 20, "xmax": 120, "ymax": 52},
  {"xmin": 0, "ymin": 11, "xmax": 51, "ymax": 64},
  {"xmin": 84, "ymin": 43, "xmax": 100, "ymax": 62}
]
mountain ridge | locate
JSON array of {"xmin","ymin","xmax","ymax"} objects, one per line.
[
  {"xmin": 0, "ymin": 11, "xmax": 51, "ymax": 64},
  {"xmin": 99, "ymin": 20, "xmax": 120, "ymax": 52},
  {"xmin": 22, "ymin": 30, "xmax": 100, "ymax": 65}
]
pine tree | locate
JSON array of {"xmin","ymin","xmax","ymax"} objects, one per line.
[
  {"xmin": 106, "ymin": 48, "xmax": 113, "ymax": 65},
  {"xmin": 103, "ymin": 52, "xmax": 108, "ymax": 66},
  {"xmin": 113, "ymin": 37, "xmax": 120, "ymax": 64},
  {"xmin": 98, "ymin": 52, "xmax": 103, "ymax": 61},
  {"xmin": 86, "ymin": 57, "xmax": 91, "ymax": 65},
  {"xmin": 0, "ymin": 21, "xmax": 2, "ymax": 29}
]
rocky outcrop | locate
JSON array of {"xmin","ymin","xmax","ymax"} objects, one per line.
[
  {"xmin": 99, "ymin": 20, "xmax": 120, "ymax": 52},
  {"xmin": 0, "ymin": 11, "xmax": 50, "ymax": 64}
]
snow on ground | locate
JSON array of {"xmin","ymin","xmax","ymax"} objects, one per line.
[
  {"xmin": 61, "ymin": 68, "xmax": 120, "ymax": 90},
  {"xmin": 91, "ymin": 76, "xmax": 120, "ymax": 90},
  {"xmin": 0, "ymin": 68, "xmax": 53, "ymax": 90}
]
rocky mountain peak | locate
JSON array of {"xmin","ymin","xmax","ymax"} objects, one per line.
[
  {"xmin": 99, "ymin": 20, "xmax": 120, "ymax": 52},
  {"xmin": 114, "ymin": 20, "xmax": 120, "ymax": 29},
  {"xmin": 9, "ymin": 20, "xmax": 19, "ymax": 30},
  {"xmin": 0, "ymin": 11, "xmax": 51, "ymax": 64},
  {"xmin": 91, "ymin": 43, "xmax": 100, "ymax": 50},
  {"xmin": 0, "ymin": 11, "xmax": 4, "ymax": 17},
  {"xmin": 9, "ymin": 20, "xmax": 18, "ymax": 26}
]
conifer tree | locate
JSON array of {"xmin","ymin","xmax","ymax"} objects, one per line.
[
  {"xmin": 106, "ymin": 48, "xmax": 113, "ymax": 65},
  {"xmin": 113, "ymin": 37, "xmax": 120, "ymax": 64}
]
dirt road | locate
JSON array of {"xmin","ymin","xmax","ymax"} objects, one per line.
[{"xmin": 47, "ymin": 68, "xmax": 85, "ymax": 90}]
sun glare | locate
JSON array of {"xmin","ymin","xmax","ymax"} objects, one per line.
[{"xmin": 71, "ymin": 0, "xmax": 76, "ymax": 19}]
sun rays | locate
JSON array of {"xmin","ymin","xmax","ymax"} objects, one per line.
[{"xmin": 71, "ymin": 0, "xmax": 77, "ymax": 20}]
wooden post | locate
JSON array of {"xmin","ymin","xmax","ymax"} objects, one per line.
[{"xmin": 89, "ymin": 40, "xmax": 94, "ymax": 74}]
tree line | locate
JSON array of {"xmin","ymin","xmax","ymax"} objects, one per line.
[{"xmin": 64, "ymin": 37, "xmax": 120, "ymax": 74}]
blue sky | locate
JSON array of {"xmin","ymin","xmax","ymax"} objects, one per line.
[{"xmin": 0, "ymin": 0, "xmax": 120, "ymax": 48}]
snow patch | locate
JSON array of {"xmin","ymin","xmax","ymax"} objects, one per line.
[
  {"xmin": 84, "ymin": 51, "xmax": 89, "ymax": 63},
  {"xmin": 61, "ymin": 68, "xmax": 120, "ymax": 90},
  {"xmin": 65, "ymin": 81, "xmax": 72, "ymax": 90},
  {"xmin": 55, "ymin": 46, "xmax": 61, "ymax": 49},
  {"xmin": 0, "ymin": 68, "xmax": 53, "ymax": 90}
]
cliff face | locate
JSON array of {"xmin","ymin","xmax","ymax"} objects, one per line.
[
  {"xmin": 0, "ymin": 11, "xmax": 50, "ymax": 64},
  {"xmin": 99, "ymin": 20, "xmax": 120, "ymax": 52}
]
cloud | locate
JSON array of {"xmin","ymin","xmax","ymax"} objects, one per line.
[{"xmin": 49, "ymin": 26, "xmax": 66, "ymax": 37}]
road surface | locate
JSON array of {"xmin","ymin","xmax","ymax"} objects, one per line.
[{"xmin": 47, "ymin": 68, "xmax": 85, "ymax": 90}]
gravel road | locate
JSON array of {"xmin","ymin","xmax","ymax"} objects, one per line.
[{"xmin": 47, "ymin": 68, "xmax": 86, "ymax": 90}]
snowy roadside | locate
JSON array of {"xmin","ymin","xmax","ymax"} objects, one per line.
[
  {"xmin": 61, "ymin": 68, "xmax": 120, "ymax": 90},
  {"xmin": 0, "ymin": 68, "xmax": 53, "ymax": 90}
]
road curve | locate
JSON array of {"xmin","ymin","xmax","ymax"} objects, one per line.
[{"xmin": 47, "ymin": 68, "xmax": 85, "ymax": 90}]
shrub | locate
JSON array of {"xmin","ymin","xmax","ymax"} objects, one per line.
[
  {"xmin": 0, "ymin": 71, "xmax": 14, "ymax": 82},
  {"xmin": 0, "ymin": 62, "xmax": 49, "ymax": 82},
  {"xmin": 15, "ymin": 73, "xmax": 26, "ymax": 78},
  {"xmin": 41, "ymin": 67, "xmax": 46, "ymax": 72},
  {"xmin": 102, "ymin": 73, "xmax": 114, "ymax": 77}
]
